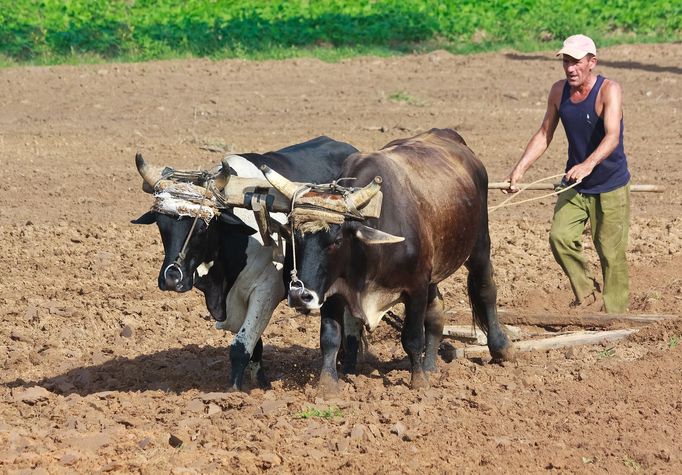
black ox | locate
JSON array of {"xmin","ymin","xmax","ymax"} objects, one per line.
[
  {"xmin": 263, "ymin": 128, "xmax": 513, "ymax": 391},
  {"xmin": 133, "ymin": 136, "xmax": 359, "ymax": 390}
]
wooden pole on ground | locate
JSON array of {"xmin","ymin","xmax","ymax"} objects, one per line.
[
  {"xmin": 445, "ymin": 309, "xmax": 675, "ymax": 328},
  {"xmin": 454, "ymin": 328, "xmax": 638, "ymax": 359},
  {"xmin": 497, "ymin": 311, "xmax": 673, "ymax": 328},
  {"xmin": 443, "ymin": 324, "xmax": 523, "ymax": 345}
]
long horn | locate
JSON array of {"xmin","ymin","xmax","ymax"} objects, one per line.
[
  {"xmin": 135, "ymin": 153, "xmax": 165, "ymax": 192},
  {"xmin": 348, "ymin": 176, "xmax": 382, "ymax": 209},
  {"xmin": 213, "ymin": 157, "xmax": 232, "ymax": 191},
  {"xmin": 260, "ymin": 165, "xmax": 301, "ymax": 200}
]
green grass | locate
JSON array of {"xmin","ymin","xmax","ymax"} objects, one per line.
[
  {"xmin": 389, "ymin": 91, "xmax": 415, "ymax": 103},
  {"xmin": 597, "ymin": 347, "xmax": 616, "ymax": 359},
  {"xmin": 295, "ymin": 405, "xmax": 343, "ymax": 420},
  {"xmin": 0, "ymin": 0, "xmax": 680, "ymax": 66},
  {"xmin": 668, "ymin": 336, "xmax": 679, "ymax": 349}
]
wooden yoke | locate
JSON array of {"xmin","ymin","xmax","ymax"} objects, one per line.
[
  {"xmin": 221, "ymin": 176, "xmax": 293, "ymax": 213},
  {"xmin": 220, "ymin": 175, "xmax": 384, "ymax": 219}
]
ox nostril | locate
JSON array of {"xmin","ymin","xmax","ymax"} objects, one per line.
[
  {"xmin": 288, "ymin": 288, "xmax": 304, "ymax": 307},
  {"xmin": 300, "ymin": 290, "xmax": 314, "ymax": 303}
]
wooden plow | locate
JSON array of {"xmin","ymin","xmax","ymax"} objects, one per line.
[{"xmin": 442, "ymin": 309, "xmax": 675, "ymax": 359}]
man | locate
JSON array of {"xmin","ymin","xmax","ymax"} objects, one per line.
[{"xmin": 504, "ymin": 34, "xmax": 630, "ymax": 313}]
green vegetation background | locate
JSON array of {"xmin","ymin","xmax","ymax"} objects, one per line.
[{"xmin": 1, "ymin": 0, "xmax": 680, "ymax": 65}]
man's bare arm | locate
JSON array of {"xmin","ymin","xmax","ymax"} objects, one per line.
[{"xmin": 503, "ymin": 81, "xmax": 563, "ymax": 192}]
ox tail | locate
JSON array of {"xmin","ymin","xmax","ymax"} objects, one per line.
[{"xmin": 466, "ymin": 270, "xmax": 496, "ymax": 336}]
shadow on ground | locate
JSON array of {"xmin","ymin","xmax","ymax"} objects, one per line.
[{"xmin": 3, "ymin": 342, "xmax": 428, "ymax": 396}]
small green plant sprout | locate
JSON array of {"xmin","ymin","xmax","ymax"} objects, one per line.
[
  {"xmin": 388, "ymin": 91, "xmax": 419, "ymax": 105},
  {"xmin": 597, "ymin": 347, "xmax": 616, "ymax": 359},
  {"xmin": 667, "ymin": 335, "xmax": 679, "ymax": 349},
  {"xmin": 647, "ymin": 290, "xmax": 662, "ymax": 301},
  {"xmin": 296, "ymin": 405, "xmax": 343, "ymax": 420},
  {"xmin": 623, "ymin": 456, "xmax": 641, "ymax": 472}
]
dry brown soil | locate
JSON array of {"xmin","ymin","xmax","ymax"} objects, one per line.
[{"xmin": 1, "ymin": 43, "xmax": 681, "ymax": 473}]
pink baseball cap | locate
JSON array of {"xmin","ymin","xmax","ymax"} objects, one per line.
[{"xmin": 556, "ymin": 34, "xmax": 597, "ymax": 59}]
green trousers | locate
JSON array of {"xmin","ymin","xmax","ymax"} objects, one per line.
[{"xmin": 549, "ymin": 184, "xmax": 630, "ymax": 313}]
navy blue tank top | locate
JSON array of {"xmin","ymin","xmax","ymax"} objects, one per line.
[{"xmin": 559, "ymin": 75, "xmax": 630, "ymax": 194}]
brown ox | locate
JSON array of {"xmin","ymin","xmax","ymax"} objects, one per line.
[{"xmin": 263, "ymin": 128, "xmax": 513, "ymax": 391}]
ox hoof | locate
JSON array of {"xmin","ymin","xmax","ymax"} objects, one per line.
[
  {"xmin": 490, "ymin": 343, "xmax": 516, "ymax": 363},
  {"xmin": 410, "ymin": 371, "xmax": 430, "ymax": 390},
  {"xmin": 318, "ymin": 372, "xmax": 340, "ymax": 396},
  {"xmin": 423, "ymin": 358, "xmax": 440, "ymax": 373}
]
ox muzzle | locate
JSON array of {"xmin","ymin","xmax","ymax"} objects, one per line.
[
  {"xmin": 160, "ymin": 261, "xmax": 189, "ymax": 292},
  {"xmin": 288, "ymin": 281, "xmax": 322, "ymax": 310}
]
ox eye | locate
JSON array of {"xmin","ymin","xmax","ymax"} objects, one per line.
[{"xmin": 329, "ymin": 237, "xmax": 342, "ymax": 249}]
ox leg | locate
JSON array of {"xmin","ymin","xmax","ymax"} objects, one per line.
[
  {"xmin": 466, "ymin": 236, "xmax": 513, "ymax": 362},
  {"xmin": 423, "ymin": 284, "xmax": 445, "ymax": 373},
  {"xmin": 228, "ymin": 336, "xmax": 269, "ymax": 391},
  {"xmin": 228, "ymin": 338, "xmax": 251, "ymax": 391},
  {"xmin": 319, "ymin": 295, "xmax": 345, "ymax": 394},
  {"xmin": 341, "ymin": 308, "xmax": 364, "ymax": 375},
  {"xmin": 228, "ymin": 276, "xmax": 282, "ymax": 391},
  {"xmin": 249, "ymin": 338, "xmax": 270, "ymax": 389},
  {"xmin": 402, "ymin": 289, "xmax": 429, "ymax": 389}
]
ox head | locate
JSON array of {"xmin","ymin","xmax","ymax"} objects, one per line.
[
  {"xmin": 262, "ymin": 166, "xmax": 404, "ymax": 310},
  {"xmin": 132, "ymin": 153, "xmax": 256, "ymax": 293}
]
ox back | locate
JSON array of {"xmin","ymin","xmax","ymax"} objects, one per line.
[{"xmin": 345, "ymin": 128, "xmax": 488, "ymax": 288}]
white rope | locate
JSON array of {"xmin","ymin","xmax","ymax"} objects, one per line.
[
  {"xmin": 488, "ymin": 174, "xmax": 580, "ymax": 213},
  {"xmin": 287, "ymin": 185, "xmax": 312, "ymax": 290}
]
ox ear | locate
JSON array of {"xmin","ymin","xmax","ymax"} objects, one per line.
[
  {"xmin": 131, "ymin": 211, "xmax": 157, "ymax": 225},
  {"xmin": 218, "ymin": 212, "xmax": 258, "ymax": 235},
  {"xmin": 352, "ymin": 223, "xmax": 404, "ymax": 245}
]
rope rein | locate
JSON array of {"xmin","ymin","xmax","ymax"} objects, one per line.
[
  {"xmin": 488, "ymin": 174, "xmax": 580, "ymax": 213},
  {"xmin": 152, "ymin": 165, "xmax": 575, "ymax": 291}
]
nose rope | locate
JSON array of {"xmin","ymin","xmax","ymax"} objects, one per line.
[
  {"xmin": 173, "ymin": 178, "xmax": 214, "ymax": 270},
  {"xmin": 288, "ymin": 184, "xmax": 313, "ymax": 292},
  {"xmin": 286, "ymin": 177, "xmax": 362, "ymax": 292}
]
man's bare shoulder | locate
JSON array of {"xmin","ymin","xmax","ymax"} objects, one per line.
[
  {"xmin": 599, "ymin": 78, "xmax": 624, "ymax": 106},
  {"xmin": 548, "ymin": 80, "xmax": 565, "ymax": 105},
  {"xmin": 601, "ymin": 77, "xmax": 623, "ymax": 94},
  {"xmin": 551, "ymin": 79, "xmax": 566, "ymax": 90}
]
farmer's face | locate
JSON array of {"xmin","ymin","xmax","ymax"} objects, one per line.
[{"xmin": 562, "ymin": 54, "xmax": 596, "ymax": 87}]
